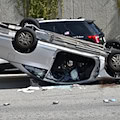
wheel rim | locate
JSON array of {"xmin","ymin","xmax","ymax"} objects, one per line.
[
  {"xmin": 17, "ymin": 31, "xmax": 33, "ymax": 48},
  {"xmin": 110, "ymin": 54, "xmax": 120, "ymax": 70}
]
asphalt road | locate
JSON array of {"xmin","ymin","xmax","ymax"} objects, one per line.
[
  {"xmin": 0, "ymin": 68, "xmax": 30, "ymax": 89},
  {"xmin": 0, "ymin": 70, "xmax": 120, "ymax": 120},
  {"xmin": 0, "ymin": 84, "xmax": 120, "ymax": 120}
]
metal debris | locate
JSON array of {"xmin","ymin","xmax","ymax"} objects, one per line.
[
  {"xmin": 53, "ymin": 101, "xmax": 59, "ymax": 105},
  {"xmin": 103, "ymin": 99, "xmax": 109, "ymax": 103},
  {"xmin": 3, "ymin": 103, "xmax": 10, "ymax": 106},
  {"xmin": 103, "ymin": 99, "xmax": 116, "ymax": 103}
]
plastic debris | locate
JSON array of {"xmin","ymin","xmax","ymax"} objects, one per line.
[
  {"xmin": 17, "ymin": 88, "xmax": 34, "ymax": 93},
  {"xmin": 103, "ymin": 99, "xmax": 116, "ymax": 103},
  {"xmin": 17, "ymin": 86, "xmax": 40, "ymax": 93},
  {"xmin": 41, "ymin": 85, "xmax": 86, "ymax": 91},
  {"xmin": 3, "ymin": 103, "xmax": 10, "ymax": 106},
  {"xmin": 41, "ymin": 85, "xmax": 72, "ymax": 91},
  {"xmin": 53, "ymin": 101, "xmax": 59, "ymax": 105},
  {"xmin": 72, "ymin": 84, "xmax": 86, "ymax": 89},
  {"xmin": 109, "ymin": 99, "xmax": 116, "ymax": 102},
  {"xmin": 72, "ymin": 84, "xmax": 80, "ymax": 87},
  {"xmin": 54, "ymin": 85, "xmax": 72, "ymax": 89},
  {"xmin": 41, "ymin": 86, "xmax": 55, "ymax": 91},
  {"xmin": 103, "ymin": 99, "xmax": 109, "ymax": 103}
]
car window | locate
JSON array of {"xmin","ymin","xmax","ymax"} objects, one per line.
[
  {"xmin": 54, "ymin": 22, "xmax": 68, "ymax": 34},
  {"xmin": 40, "ymin": 22, "xmax": 68, "ymax": 34},
  {"xmin": 86, "ymin": 21, "xmax": 103, "ymax": 35},
  {"xmin": 40, "ymin": 22, "xmax": 56, "ymax": 32},
  {"xmin": 39, "ymin": 21, "xmax": 102, "ymax": 37},
  {"xmin": 64, "ymin": 21, "xmax": 92, "ymax": 37}
]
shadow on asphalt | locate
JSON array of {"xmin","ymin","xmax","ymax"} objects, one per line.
[
  {"xmin": 0, "ymin": 75, "xmax": 30, "ymax": 89},
  {"xmin": 0, "ymin": 69, "xmax": 120, "ymax": 89},
  {"xmin": 0, "ymin": 69, "xmax": 31, "ymax": 89},
  {"xmin": 84, "ymin": 77, "xmax": 120, "ymax": 89}
]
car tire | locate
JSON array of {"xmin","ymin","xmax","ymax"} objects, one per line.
[
  {"xmin": 105, "ymin": 39, "xmax": 120, "ymax": 50},
  {"xmin": 20, "ymin": 18, "xmax": 40, "ymax": 28},
  {"xmin": 107, "ymin": 48, "xmax": 120, "ymax": 72},
  {"xmin": 13, "ymin": 27, "xmax": 37, "ymax": 53}
]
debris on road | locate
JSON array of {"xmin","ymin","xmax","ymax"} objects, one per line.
[
  {"xmin": 17, "ymin": 88, "xmax": 34, "ymax": 93},
  {"xmin": 72, "ymin": 84, "xmax": 80, "ymax": 87},
  {"xmin": 109, "ymin": 99, "xmax": 116, "ymax": 102},
  {"xmin": 27, "ymin": 86, "xmax": 40, "ymax": 90},
  {"xmin": 103, "ymin": 99, "xmax": 109, "ymax": 103},
  {"xmin": 41, "ymin": 86, "xmax": 55, "ymax": 91},
  {"xmin": 3, "ymin": 103, "xmax": 10, "ymax": 106},
  {"xmin": 17, "ymin": 84, "xmax": 86, "ymax": 93},
  {"xmin": 17, "ymin": 86, "xmax": 40, "ymax": 93},
  {"xmin": 72, "ymin": 84, "xmax": 86, "ymax": 89},
  {"xmin": 41, "ymin": 85, "xmax": 72, "ymax": 91},
  {"xmin": 52, "ymin": 101, "xmax": 59, "ymax": 105},
  {"xmin": 103, "ymin": 99, "xmax": 116, "ymax": 103},
  {"xmin": 41, "ymin": 85, "xmax": 86, "ymax": 91}
]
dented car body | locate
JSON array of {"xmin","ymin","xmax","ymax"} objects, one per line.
[{"xmin": 0, "ymin": 22, "xmax": 119, "ymax": 84}]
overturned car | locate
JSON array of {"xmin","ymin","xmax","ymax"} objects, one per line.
[{"xmin": 0, "ymin": 22, "xmax": 120, "ymax": 84}]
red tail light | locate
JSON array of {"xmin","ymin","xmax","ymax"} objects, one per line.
[{"xmin": 88, "ymin": 35, "xmax": 100, "ymax": 43}]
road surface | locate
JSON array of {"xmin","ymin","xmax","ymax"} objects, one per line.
[
  {"xmin": 0, "ymin": 70, "xmax": 120, "ymax": 120},
  {"xmin": 0, "ymin": 81, "xmax": 120, "ymax": 120}
]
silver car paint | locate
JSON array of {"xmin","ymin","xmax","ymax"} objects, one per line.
[{"xmin": 0, "ymin": 28, "xmax": 114, "ymax": 83}]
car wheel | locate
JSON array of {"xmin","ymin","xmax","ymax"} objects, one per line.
[
  {"xmin": 107, "ymin": 49, "xmax": 120, "ymax": 72},
  {"xmin": 13, "ymin": 27, "xmax": 37, "ymax": 53},
  {"xmin": 105, "ymin": 40, "xmax": 120, "ymax": 50},
  {"xmin": 20, "ymin": 18, "xmax": 40, "ymax": 28}
]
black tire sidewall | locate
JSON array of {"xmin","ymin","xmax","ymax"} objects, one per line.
[
  {"xmin": 13, "ymin": 27, "xmax": 37, "ymax": 53},
  {"xmin": 20, "ymin": 18, "xmax": 40, "ymax": 28},
  {"xmin": 107, "ymin": 48, "xmax": 120, "ymax": 72},
  {"xmin": 105, "ymin": 39, "xmax": 120, "ymax": 50}
]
